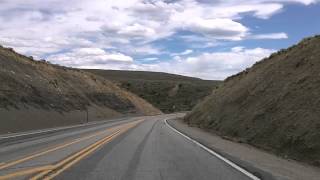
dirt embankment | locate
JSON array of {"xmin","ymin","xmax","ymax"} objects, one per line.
[
  {"xmin": 185, "ymin": 35, "xmax": 320, "ymax": 166},
  {"xmin": 85, "ymin": 69, "xmax": 220, "ymax": 113},
  {"xmin": 0, "ymin": 46, "xmax": 161, "ymax": 134}
]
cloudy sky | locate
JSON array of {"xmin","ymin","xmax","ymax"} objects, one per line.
[{"xmin": 0, "ymin": 0, "xmax": 319, "ymax": 80}]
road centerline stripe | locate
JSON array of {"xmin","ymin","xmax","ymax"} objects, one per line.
[
  {"xmin": 0, "ymin": 129, "xmax": 121, "ymax": 180},
  {"xmin": 0, "ymin": 120, "xmax": 143, "ymax": 180},
  {"xmin": 0, "ymin": 165, "xmax": 54, "ymax": 180},
  {"xmin": 30, "ymin": 130, "xmax": 123, "ymax": 180},
  {"xmin": 31, "ymin": 120, "xmax": 143, "ymax": 180},
  {"xmin": 0, "ymin": 126, "xmax": 119, "ymax": 171},
  {"xmin": 0, "ymin": 120, "xmax": 141, "ymax": 171}
]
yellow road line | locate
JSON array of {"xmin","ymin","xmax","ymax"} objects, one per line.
[
  {"xmin": 0, "ymin": 129, "xmax": 123, "ymax": 180},
  {"xmin": 30, "ymin": 129, "xmax": 125, "ymax": 180},
  {"xmin": 0, "ymin": 126, "xmax": 119, "ymax": 171},
  {"xmin": 0, "ymin": 120, "xmax": 143, "ymax": 180},
  {"xmin": 32, "ymin": 131, "xmax": 121, "ymax": 180},
  {"xmin": 32, "ymin": 121, "xmax": 142, "ymax": 180},
  {"xmin": 0, "ymin": 165, "xmax": 53, "ymax": 180},
  {"xmin": 44, "ymin": 127, "xmax": 132, "ymax": 179}
]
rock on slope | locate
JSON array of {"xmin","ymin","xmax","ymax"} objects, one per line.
[
  {"xmin": 85, "ymin": 69, "xmax": 220, "ymax": 113},
  {"xmin": 0, "ymin": 46, "xmax": 161, "ymax": 134},
  {"xmin": 184, "ymin": 35, "xmax": 320, "ymax": 166}
]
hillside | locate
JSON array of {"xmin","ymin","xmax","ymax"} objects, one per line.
[
  {"xmin": 184, "ymin": 35, "xmax": 320, "ymax": 166},
  {"xmin": 85, "ymin": 69, "xmax": 220, "ymax": 113},
  {"xmin": 0, "ymin": 46, "xmax": 161, "ymax": 134}
]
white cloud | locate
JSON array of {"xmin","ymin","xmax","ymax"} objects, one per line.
[
  {"xmin": 140, "ymin": 57, "xmax": 159, "ymax": 61},
  {"xmin": 76, "ymin": 47, "xmax": 275, "ymax": 80},
  {"xmin": 0, "ymin": 0, "xmax": 310, "ymax": 57},
  {"xmin": 171, "ymin": 49, "xmax": 194, "ymax": 56},
  {"xmin": 46, "ymin": 45, "xmax": 275, "ymax": 80},
  {"xmin": 203, "ymin": 3, "xmax": 284, "ymax": 19},
  {"xmin": 182, "ymin": 18, "xmax": 248, "ymax": 40},
  {"xmin": 181, "ymin": 49, "xmax": 194, "ymax": 55},
  {"xmin": 122, "ymin": 44, "xmax": 163, "ymax": 55},
  {"xmin": 0, "ymin": 0, "xmax": 317, "ymax": 79},
  {"xmin": 159, "ymin": 47, "xmax": 276, "ymax": 80},
  {"xmin": 267, "ymin": 0, "xmax": 318, "ymax": 5},
  {"xmin": 231, "ymin": 46, "xmax": 246, "ymax": 52},
  {"xmin": 48, "ymin": 48, "xmax": 133, "ymax": 67},
  {"xmin": 250, "ymin": 32, "xmax": 288, "ymax": 39}
]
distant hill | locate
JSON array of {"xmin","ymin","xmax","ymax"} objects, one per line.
[
  {"xmin": 0, "ymin": 46, "xmax": 161, "ymax": 134},
  {"xmin": 85, "ymin": 69, "xmax": 221, "ymax": 113},
  {"xmin": 185, "ymin": 35, "xmax": 320, "ymax": 166}
]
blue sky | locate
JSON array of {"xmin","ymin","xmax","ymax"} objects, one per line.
[
  {"xmin": 0, "ymin": 0, "xmax": 319, "ymax": 80},
  {"xmin": 238, "ymin": 3, "xmax": 320, "ymax": 49}
]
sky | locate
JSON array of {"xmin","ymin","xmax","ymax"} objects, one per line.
[{"xmin": 0, "ymin": 0, "xmax": 319, "ymax": 80}]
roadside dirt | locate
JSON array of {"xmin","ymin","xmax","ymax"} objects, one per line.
[
  {"xmin": 0, "ymin": 46, "xmax": 161, "ymax": 134},
  {"xmin": 169, "ymin": 118, "xmax": 320, "ymax": 180},
  {"xmin": 184, "ymin": 35, "xmax": 320, "ymax": 166}
]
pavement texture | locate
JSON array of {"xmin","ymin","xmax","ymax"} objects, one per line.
[
  {"xmin": 0, "ymin": 114, "xmax": 254, "ymax": 180},
  {"xmin": 168, "ymin": 118, "xmax": 320, "ymax": 180},
  {"xmin": 56, "ymin": 115, "xmax": 251, "ymax": 180}
]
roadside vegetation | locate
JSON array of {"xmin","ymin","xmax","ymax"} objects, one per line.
[
  {"xmin": 86, "ymin": 69, "xmax": 221, "ymax": 113},
  {"xmin": 0, "ymin": 46, "xmax": 160, "ymax": 133},
  {"xmin": 185, "ymin": 35, "xmax": 320, "ymax": 166}
]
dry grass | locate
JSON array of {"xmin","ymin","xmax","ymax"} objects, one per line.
[
  {"xmin": 0, "ymin": 46, "xmax": 161, "ymax": 133},
  {"xmin": 85, "ymin": 69, "xmax": 220, "ymax": 113},
  {"xmin": 185, "ymin": 35, "xmax": 320, "ymax": 166}
]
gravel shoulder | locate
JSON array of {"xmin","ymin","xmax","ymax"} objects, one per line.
[{"xmin": 168, "ymin": 118, "xmax": 320, "ymax": 180}]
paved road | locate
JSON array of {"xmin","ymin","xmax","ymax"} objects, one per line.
[{"xmin": 0, "ymin": 114, "xmax": 254, "ymax": 180}]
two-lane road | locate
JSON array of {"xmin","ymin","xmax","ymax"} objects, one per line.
[{"xmin": 0, "ymin": 115, "xmax": 256, "ymax": 180}]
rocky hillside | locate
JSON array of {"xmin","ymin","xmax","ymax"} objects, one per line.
[
  {"xmin": 184, "ymin": 35, "xmax": 320, "ymax": 166},
  {"xmin": 85, "ymin": 69, "xmax": 220, "ymax": 113},
  {"xmin": 0, "ymin": 46, "xmax": 161, "ymax": 134}
]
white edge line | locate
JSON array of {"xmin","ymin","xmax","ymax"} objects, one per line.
[
  {"xmin": 0, "ymin": 117, "xmax": 131, "ymax": 140},
  {"xmin": 0, "ymin": 122, "xmax": 101, "ymax": 140},
  {"xmin": 165, "ymin": 119, "xmax": 260, "ymax": 180}
]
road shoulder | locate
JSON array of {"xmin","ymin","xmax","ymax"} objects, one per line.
[{"xmin": 168, "ymin": 118, "xmax": 320, "ymax": 180}]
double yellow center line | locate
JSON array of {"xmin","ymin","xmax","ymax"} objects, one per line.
[
  {"xmin": 0, "ymin": 126, "xmax": 118, "ymax": 171},
  {"xmin": 0, "ymin": 120, "xmax": 143, "ymax": 180}
]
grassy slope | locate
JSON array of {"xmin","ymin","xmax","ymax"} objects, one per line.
[
  {"xmin": 0, "ymin": 46, "xmax": 161, "ymax": 133},
  {"xmin": 85, "ymin": 69, "xmax": 221, "ymax": 113},
  {"xmin": 184, "ymin": 35, "xmax": 320, "ymax": 166}
]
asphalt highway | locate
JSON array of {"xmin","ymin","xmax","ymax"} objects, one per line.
[{"xmin": 0, "ymin": 114, "xmax": 255, "ymax": 180}]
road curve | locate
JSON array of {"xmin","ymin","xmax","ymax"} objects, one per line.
[{"xmin": 0, "ymin": 115, "xmax": 254, "ymax": 180}]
